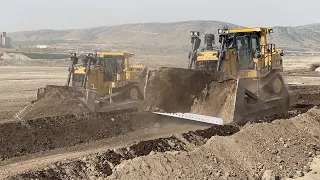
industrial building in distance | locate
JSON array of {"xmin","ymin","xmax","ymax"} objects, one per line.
[{"xmin": 0, "ymin": 32, "xmax": 12, "ymax": 48}]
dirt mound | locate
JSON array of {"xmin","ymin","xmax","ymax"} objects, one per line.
[
  {"xmin": 0, "ymin": 109, "xmax": 168, "ymax": 160},
  {"xmin": 109, "ymin": 108, "xmax": 320, "ymax": 179},
  {"xmin": 141, "ymin": 67, "xmax": 237, "ymax": 116},
  {"xmin": 10, "ymin": 108, "xmax": 320, "ymax": 179},
  {"xmin": 17, "ymin": 85, "xmax": 90, "ymax": 120},
  {"xmin": 1, "ymin": 53, "xmax": 31, "ymax": 61},
  {"xmin": 309, "ymin": 63, "xmax": 320, "ymax": 71},
  {"xmin": 10, "ymin": 124, "xmax": 240, "ymax": 180},
  {"xmin": 191, "ymin": 80, "xmax": 237, "ymax": 124}
]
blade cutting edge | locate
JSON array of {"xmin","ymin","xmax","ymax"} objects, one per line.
[{"xmin": 153, "ymin": 112, "xmax": 223, "ymax": 125}]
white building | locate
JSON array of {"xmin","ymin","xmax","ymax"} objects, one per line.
[
  {"xmin": 0, "ymin": 32, "xmax": 12, "ymax": 48},
  {"xmin": 36, "ymin": 45, "xmax": 48, "ymax": 49}
]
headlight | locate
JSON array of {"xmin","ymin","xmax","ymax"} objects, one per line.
[
  {"xmin": 218, "ymin": 29, "xmax": 223, "ymax": 34},
  {"xmin": 190, "ymin": 31, "xmax": 199, "ymax": 36}
]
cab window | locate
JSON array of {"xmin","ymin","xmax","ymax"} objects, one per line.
[
  {"xmin": 236, "ymin": 36, "xmax": 249, "ymax": 50},
  {"xmin": 236, "ymin": 36, "xmax": 252, "ymax": 70},
  {"xmin": 251, "ymin": 36, "xmax": 260, "ymax": 50}
]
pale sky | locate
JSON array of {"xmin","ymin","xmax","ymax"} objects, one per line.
[{"xmin": 1, "ymin": 0, "xmax": 319, "ymax": 32}]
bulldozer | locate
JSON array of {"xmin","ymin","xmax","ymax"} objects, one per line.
[
  {"xmin": 145, "ymin": 26, "xmax": 290, "ymax": 125},
  {"xmin": 37, "ymin": 51, "xmax": 148, "ymax": 112},
  {"xmin": 188, "ymin": 31, "xmax": 219, "ymax": 70}
]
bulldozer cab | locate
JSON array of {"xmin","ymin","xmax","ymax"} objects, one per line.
[
  {"xmin": 235, "ymin": 34, "xmax": 255, "ymax": 70},
  {"xmin": 217, "ymin": 27, "xmax": 283, "ymax": 78},
  {"xmin": 98, "ymin": 54, "xmax": 126, "ymax": 82}
]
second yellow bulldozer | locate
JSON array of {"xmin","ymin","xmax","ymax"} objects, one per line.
[
  {"xmin": 147, "ymin": 26, "xmax": 290, "ymax": 125},
  {"xmin": 37, "ymin": 51, "xmax": 148, "ymax": 112},
  {"xmin": 188, "ymin": 31, "xmax": 218, "ymax": 70}
]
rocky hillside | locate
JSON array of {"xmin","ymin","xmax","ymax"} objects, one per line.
[{"xmin": 8, "ymin": 20, "xmax": 320, "ymax": 51}]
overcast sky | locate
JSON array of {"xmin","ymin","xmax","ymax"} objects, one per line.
[{"xmin": 1, "ymin": 0, "xmax": 319, "ymax": 32}]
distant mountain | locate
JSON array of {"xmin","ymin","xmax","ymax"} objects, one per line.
[
  {"xmin": 296, "ymin": 23, "xmax": 320, "ymax": 32},
  {"xmin": 8, "ymin": 20, "xmax": 320, "ymax": 51}
]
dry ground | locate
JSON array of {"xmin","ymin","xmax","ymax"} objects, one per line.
[
  {"xmin": 283, "ymin": 56, "xmax": 320, "ymax": 85},
  {"xmin": 0, "ymin": 66, "xmax": 66, "ymax": 121}
]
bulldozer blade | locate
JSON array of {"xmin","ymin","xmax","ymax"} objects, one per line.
[
  {"xmin": 141, "ymin": 67, "xmax": 290, "ymax": 125},
  {"xmin": 86, "ymin": 90, "xmax": 97, "ymax": 112},
  {"xmin": 232, "ymin": 77, "xmax": 247, "ymax": 124},
  {"xmin": 84, "ymin": 89, "xmax": 142, "ymax": 113},
  {"xmin": 232, "ymin": 77, "xmax": 290, "ymax": 125},
  {"xmin": 153, "ymin": 112, "xmax": 224, "ymax": 125}
]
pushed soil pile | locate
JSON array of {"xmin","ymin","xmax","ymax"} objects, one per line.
[
  {"xmin": 141, "ymin": 67, "xmax": 236, "ymax": 115},
  {"xmin": 17, "ymin": 85, "xmax": 90, "ymax": 120},
  {"xmin": 109, "ymin": 108, "xmax": 320, "ymax": 180},
  {"xmin": 0, "ymin": 109, "xmax": 164, "ymax": 160},
  {"xmin": 10, "ymin": 124, "xmax": 239, "ymax": 180},
  {"xmin": 191, "ymin": 80, "xmax": 237, "ymax": 124},
  {"xmin": 10, "ymin": 108, "xmax": 320, "ymax": 179}
]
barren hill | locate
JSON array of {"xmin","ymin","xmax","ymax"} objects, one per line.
[{"xmin": 8, "ymin": 20, "xmax": 320, "ymax": 51}]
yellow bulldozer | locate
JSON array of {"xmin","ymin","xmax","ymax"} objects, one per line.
[
  {"xmin": 146, "ymin": 26, "xmax": 290, "ymax": 125},
  {"xmin": 188, "ymin": 31, "xmax": 218, "ymax": 70},
  {"xmin": 37, "ymin": 51, "xmax": 148, "ymax": 112}
]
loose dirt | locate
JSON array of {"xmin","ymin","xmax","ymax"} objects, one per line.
[
  {"xmin": 288, "ymin": 85, "xmax": 320, "ymax": 106},
  {"xmin": 108, "ymin": 108, "xmax": 320, "ymax": 180},
  {"xmin": 17, "ymin": 85, "xmax": 90, "ymax": 120},
  {"xmin": 141, "ymin": 67, "xmax": 236, "ymax": 117},
  {"xmin": 0, "ymin": 53, "xmax": 31, "ymax": 61},
  {"xmin": 191, "ymin": 80, "xmax": 237, "ymax": 124},
  {"xmin": 0, "ymin": 120, "xmax": 211, "ymax": 179},
  {"xmin": 1, "ymin": 109, "xmax": 149, "ymax": 160},
  {"xmin": 0, "ymin": 107, "xmax": 218, "ymax": 162},
  {"xmin": 287, "ymin": 157, "xmax": 320, "ymax": 180},
  {"xmin": 8, "ymin": 108, "xmax": 320, "ymax": 180},
  {"xmin": 8, "ymin": 124, "xmax": 239, "ymax": 180}
]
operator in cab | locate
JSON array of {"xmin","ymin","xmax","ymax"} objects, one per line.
[{"xmin": 238, "ymin": 38, "xmax": 250, "ymax": 69}]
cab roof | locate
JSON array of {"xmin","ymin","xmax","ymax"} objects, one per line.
[
  {"xmin": 226, "ymin": 27, "xmax": 273, "ymax": 34},
  {"xmin": 100, "ymin": 52, "xmax": 134, "ymax": 57}
]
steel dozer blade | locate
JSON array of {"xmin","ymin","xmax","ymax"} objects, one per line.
[
  {"xmin": 153, "ymin": 112, "xmax": 224, "ymax": 125},
  {"xmin": 152, "ymin": 77, "xmax": 289, "ymax": 126},
  {"xmin": 185, "ymin": 78, "xmax": 288, "ymax": 125},
  {"xmin": 85, "ymin": 89, "xmax": 142, "ymax": 113},
  {"xmin": 86, "ymin": 89, "xmax": 98, "ymax": 112},
  {"xmin": 36, "ymin": 85, "xmax": 140, "ymax": 114},
  {"xmin": 36, "ymin": 85, "xmax": 85, "ymax": 101},
  {"xmin": 231, "ymin": 77, "xmax": 290, "ymax": 125},
  {"xmin": 141, "ymin": 67, "xmax": 290, "ymax": 126}
]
